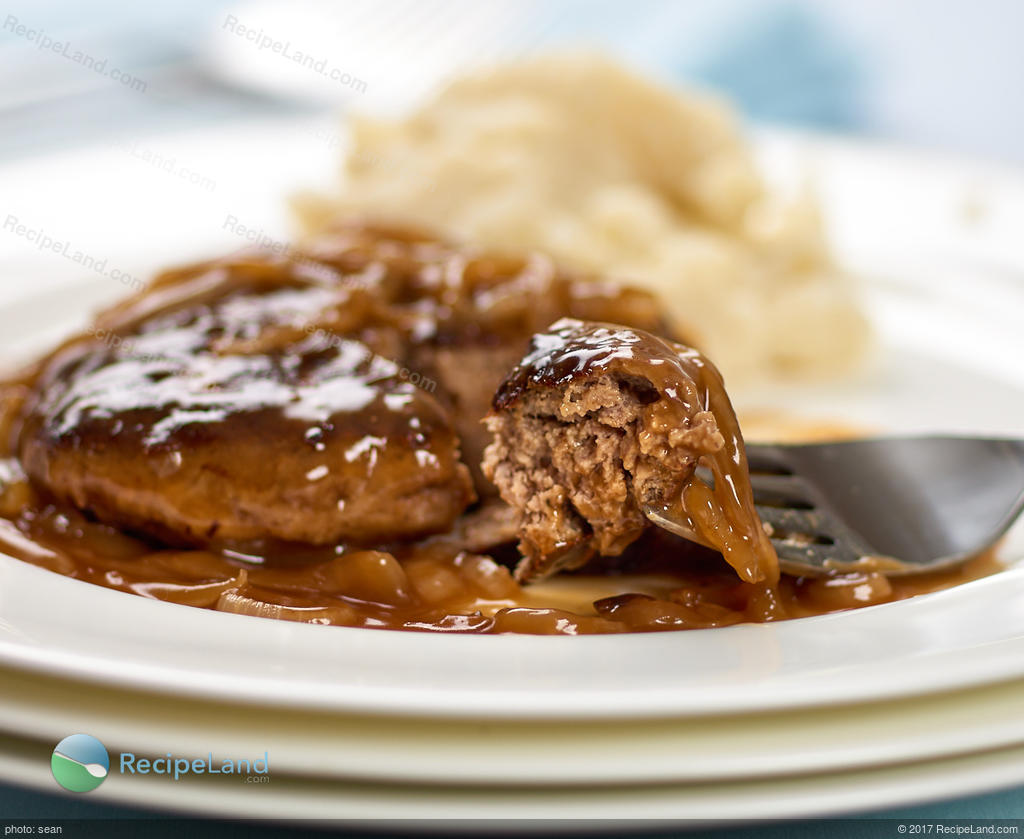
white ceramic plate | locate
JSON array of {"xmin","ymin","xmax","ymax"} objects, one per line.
[
  {"xmin": 6, "ymin": 660, "xmax": 1024, "ymax": 788},
  {"xmin": 4, "ymin": 680, "xmax": 1024, "ymax": 823},
  {"xmin": 0, "ymin": 119, "xmax": 1023, "ymax": 729}
]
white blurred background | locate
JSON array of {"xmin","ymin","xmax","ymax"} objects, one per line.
[{"xmin": 1, "ymin": 0, "xmax": 1022, "ymax": 163}]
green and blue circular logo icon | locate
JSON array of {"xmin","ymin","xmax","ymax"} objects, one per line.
[{"xmin": 51, "ymin": 734, "xmax": 109, "ymax": 792}]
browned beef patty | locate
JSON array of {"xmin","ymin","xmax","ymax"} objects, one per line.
[
  {"xmin": 13, "ymin": 224, "xmax": 666, "ymax": 550},
  {"xmin": 17, "ymin": 288, "xmax": 475, "ymax": 546}
]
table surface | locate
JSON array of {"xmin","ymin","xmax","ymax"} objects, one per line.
[{"xmin": 1, "ymin": 779, "xmax": 1023, "ymax": 835}]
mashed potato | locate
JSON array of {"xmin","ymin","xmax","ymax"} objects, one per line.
[{"xmin": 295, "ymin": 52, "xmax": 869, "ymax": 382}]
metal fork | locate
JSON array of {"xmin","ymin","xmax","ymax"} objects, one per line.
[{"xmin": 647, "ymin": 436, "xmax": 1024, "ymax": 577}]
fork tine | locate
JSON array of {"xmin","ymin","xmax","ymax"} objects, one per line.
[
  {"xmin": 754, "ymin": 505, "xmax": 830, "ymax": 540},
  {"xmin": 749, "ymin": 473, "xmax": 813, "ymax": 505},
  {"xmin": 759, "ymin": 503, "xmax": 882, "ymax": 574},
  {"xmin": 771, "ymin": 541, "xmax": 841, "ymax": 576},
  {"xmin": 744, "ymin": 444, "xmax": 794, "ymax": 475}
]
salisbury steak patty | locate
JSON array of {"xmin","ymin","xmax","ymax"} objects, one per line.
[
  {"xmin": 12, "ymin": 223, "xmax": 667, "ymax": 549},
  {"xmin": 17, "ymin": 286, "xmax": 475, "ymax": 546},
  {"xmin": 484, "ymin": 319, "xmax": 777, "ymax": 584}
]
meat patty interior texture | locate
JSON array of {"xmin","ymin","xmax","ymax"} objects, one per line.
[{"xmin": 484, "ymin": 319, "xmax": 779, "ymax": 584}]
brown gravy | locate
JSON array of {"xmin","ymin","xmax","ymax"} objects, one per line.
[
  {"xmin": 0, "ymin": 223, "xmax": 1003, "ymax": 635},
  {"xmin": 0, "ymin": 479, "xmax": 1001, "ymax": 635}
]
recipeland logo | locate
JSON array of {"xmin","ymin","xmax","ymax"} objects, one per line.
[
  {"xmin": 51, "ymin": 734, "xmax": 270, "ymax": 792},
  {"xmin": 51, "ymin": 735, "xmax": 109, "ymax": 792}
]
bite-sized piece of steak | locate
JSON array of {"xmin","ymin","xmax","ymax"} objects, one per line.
[{"xmin": 483, "ymin": 319, "xmax": 778, "ymax": 584}]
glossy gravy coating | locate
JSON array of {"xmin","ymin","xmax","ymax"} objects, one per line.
[{"xmin": 492, "ymin": 319, "xmax": 779, "ymax": 584}]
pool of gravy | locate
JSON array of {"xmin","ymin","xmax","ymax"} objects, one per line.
[{"xmin": 0, "ymin": 473, "xmax": 1001, "ymax": 635}]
